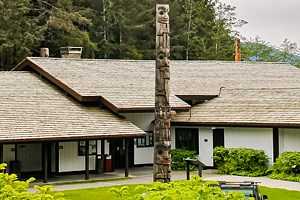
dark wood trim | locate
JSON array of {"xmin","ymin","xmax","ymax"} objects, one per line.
[
  {"xmin": 42, "ymin": 142, "xmax": 48, "ymax": 183},
  {"xmin": 85, "ymin": 140, "xmax": 89, "ymax": 180},
  {"xmin": 14, "ymin": 144, "xmax": 17, "ymax": 161},
  {"xmin": 125, "ymin": 139, "xmax": 129, "ymax": 177},
  {"xmin": 0, "ymin": 135, "xmax": 145, "ymax": 144},
  {"xmin": 101, "ymin": 140, "xmax": 105, "ymax": 172},
  {"xmin": 101, "ymin": 140, "xmax": 105, "ymax": 155},
  {"xmin": 172, "ymin": 122, "xmax": 300, "ymax": 129},
  {"xmin": 176, "ymin": 94, "xmax": 218, "ymax": 101},
  {"xmin": 117, "ymin": 107, "xmax": 190, "ymax": 113},
  {"xmin": 55, "ymin": 142, "xmax": 59, "ymax": 176},
  {"xmin": 273, "ymin": 128, "xmax": 279, "ymax": 162}
]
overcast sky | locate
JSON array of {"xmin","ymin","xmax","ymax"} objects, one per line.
[{"xmin": 220, "ymin": 0, "xmax": 300, "ymax": 48}]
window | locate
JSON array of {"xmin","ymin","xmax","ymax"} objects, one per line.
[
  {"xmin": 175, "ymin": 128, "xmax": 199, "ymax": 153},
  {"xmin": 78, "ymin": 140, "xmax": 97, "ymax": 156},
  {"xmin": 137, "ymin": 131, "xmax": 154, "ymax": 147}
]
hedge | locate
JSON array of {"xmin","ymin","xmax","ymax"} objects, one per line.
[
  {"xmin": 213, "ymin": 146, "xmax": 269, "ymax": 177},
  {"xmin": 268, "ymin": 151, "xmax": 300, "ymax": 182}
]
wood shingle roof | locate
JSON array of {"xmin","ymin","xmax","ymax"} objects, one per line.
[
  {"xmin": 14, "ymin": 57, "xmax": 300, "ymax": 127},
  {"xmin": 173, "ymin": 88, "xmax": 300, "ymax": 127},
  {"xmin": 0, "ymin": 71, "xmax": 145, "ymax": 143},
  {"xmin": 15, "ymin": 58, "xmax": 190, "ymax": 112}
]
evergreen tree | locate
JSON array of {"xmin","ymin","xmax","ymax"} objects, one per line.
[
  {"xmin": 0, "ymin": 0, "xmax": 45, "ymax": 70},
  {"xmin": 32, "ymin": 0, "xmax": 96, "ymax": 58},
  {"xmin": 1, "ymin": 0, "xmax": 244, "ymax": 69}
]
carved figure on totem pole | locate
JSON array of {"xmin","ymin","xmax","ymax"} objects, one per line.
[
  {"xmin": 154, "ymin": 141, "xmax": 171, "ymax": 179},
  {"xmin": 154, "ymin": 4, "xmax": 173, "ymax": 183}
]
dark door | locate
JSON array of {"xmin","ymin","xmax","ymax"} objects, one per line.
[
  {"xmin": 111, "ymin": 139, "xmax": 134, "ymax": 169},
  {"xmin": 213, "ymin": 129, "xmax": 224, "ymax": 167},
  {"xmin": 175, "ymin": 128, "xmax": 199, "ymax": 153},
  {"xmin": 213, "ymin": 129, "xmax": 224, "ymax": 149}
]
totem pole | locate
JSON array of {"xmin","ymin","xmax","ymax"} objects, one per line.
[
  {"xmin": 153, "ymin": 4, "xmax": 174, "ymax": 183},
  {"xmin": 235, "ymin": 38, "xmax": 241, "ymax": 61}
]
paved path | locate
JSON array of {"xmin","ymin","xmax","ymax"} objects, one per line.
[{"xmin": 29, "ymin": 166, "xmax": 300, "ymax": 192}]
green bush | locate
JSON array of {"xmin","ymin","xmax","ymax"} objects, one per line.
[
  {"xmin": 0, "ymin": 163, "xmax": 65, "ymax": 199},
  {"xmin": 109, "ymin": 175, "xmax": 250, "ymax": 200},
  {"xmin": 213, "ymin": 146, "xmax": 269, "ymax": 176},
  {"xmin": 268, "ymin": 151, "xmax": 300, "ymax": 182},
  {"xmin": 171, "ymin": 149, "xmax": 198, "ymax": 170}
]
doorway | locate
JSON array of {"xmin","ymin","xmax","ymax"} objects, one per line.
[
  {"xmin": 111, "ymin": 139, "xmax": 134, "ymax": 169},
  {"xmin": 213, "ymin": 128, "xmax": 224, "ymax": 148}
]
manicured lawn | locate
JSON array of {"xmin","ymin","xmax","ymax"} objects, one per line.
[
  {"xmin": 260, "ymin": 186, "xmax": 300, "ymax": 200},
  {"xmin": 62, "ymin": 184, "xmax": 300, "ymax": 200},
  {"xmin": 62, "ymin": 185, "xmax": 142, "ymax": 200}
]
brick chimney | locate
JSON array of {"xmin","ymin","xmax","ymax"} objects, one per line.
[{"xmin": 60, "ymin": 47, "xmax": 82, "ymax": 59}]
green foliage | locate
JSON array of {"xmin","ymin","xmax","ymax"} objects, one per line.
[
  {"xmin": 63, "ymin": 184, "xmax": 300, "ymax": 200},
  {"xmin": 0, "ymin": 0, "xmax": 45, "ymax": 69},
  {"xmin": 1, "ymin": 0, "xmax": 244, "ymax": 69},
  {"xmin": 268, "ymin": 151, "xmax": 300, "ymax": 182},
  {"xmin": 0, "ymin": 163, "xmax": 65, "ymax": 199},
  {"xmin": 171, "ymin": 148, "xmax": 198, "ymax": 170},
  {"xmin": 242, "ymin": 37, "xmax": 300, "ymax": 68},
  {"xmin": 109, "ymin": 176, "xmax": 248, "ymax": 200},
  {"xmin": 213, "ymin": 146, "xmax": 269, "ymax": 176},
  {"xmin": 260, "ymin": 186, "xmax": 300, "ymax": 200},
  {"xmin": 108, "ymin": 186, "xmax": 129, "ymax": 200}
]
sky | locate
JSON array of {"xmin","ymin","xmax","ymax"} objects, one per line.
[{"xmin": 220, "ymin": 0, "xmax": 300, "ymax": 48}]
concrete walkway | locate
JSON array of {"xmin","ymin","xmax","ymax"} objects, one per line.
[{"xmin": 29, "ymin": 166, "xmax": 300, "ymax": 192}]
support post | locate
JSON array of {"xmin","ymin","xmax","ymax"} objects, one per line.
[
  {"xmin": 186, "ymin": 162, "xmax": 190, "ymax": 180},
  {"xmin": 153, "ymin": 4, "xmax": 175, "ymax": 183},
  {"xmin": 124, "ymin": 139, "xmax": 129, "ymax": 177},
  {"xmin": 85, "ymin": 140, "xmax": 89, "ymax": 180},
  {"xmin": 55, "ymin": 142, "xmax": 59, "ymax": 176},
  {"xmin": 273, "ymin": 128, "xmax": 279, "ymax": 162},
  {"xmin": 42, "ymin": 142, "xmax": 48, "ymax": 183},
  {"xmin": 101, "ymin": 139, "xmax": 106, "ymax": 172}
]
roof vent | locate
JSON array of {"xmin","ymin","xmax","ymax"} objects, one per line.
[{"xmin": 60, "ymin": 47, "xmax": 82, "ymax": 59}]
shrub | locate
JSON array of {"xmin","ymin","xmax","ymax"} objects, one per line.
[
  {"xmin": 268, "ymin": 151, "xmax": 300, "ymax": 182},
  {"xmin": 213, "ymin": 146, "xmax": 269, "ymax": 176},
  {"xmin": 0, "ymin": 163, "xmax": 65, "ymax": 199},
  {"xmin": 171, "ymin": 148, "xmax": 198, "ymax": 170},
  {"xmin": 109, "ymin": 176, "xmax": 249, "ymax": 200}
]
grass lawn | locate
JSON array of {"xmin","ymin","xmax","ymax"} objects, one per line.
[
  {"xmin": 62, "ymin": 184, "xmax": 300, "ymax": 200},
  {"xmin": 260, "ymin": 186, "xmax": 300, "ymax": 200}
]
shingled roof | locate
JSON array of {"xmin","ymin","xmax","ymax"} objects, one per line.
[
  {"xmin": 15, "ymin": 58, "xmax": 190, "ymax": 112},
  {"xmin": 0, "ymin": 71, "xmax": 145, "ymax": 143},
  {"xmin": 173, "ymin": 88, "xmax": 300, "ymax": 128},
  {"xmin": 14, "ymin": 57, "xmax": 300, "ymax": 127}
]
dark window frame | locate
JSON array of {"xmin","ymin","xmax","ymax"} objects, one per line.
[
  {"xmin": 78, "ymin": 140, "xmax": 97, "ymax": 156},
  {"xmin": 175, "ymin": 128, "xmax": 199, "ymax": 154},
  {"xmin": 137, "ymin": 131, "xmax": 154, "ymax": 148}
]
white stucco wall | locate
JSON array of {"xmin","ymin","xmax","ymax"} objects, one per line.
[
  {"xmin": 59, "ymin": 141, "xmax": 96, "ymax": 172},
  {"xmin": 96, "ymin": 140, "xmax": 110, "ymax": 155},
  {"xmin": 199, "ymin": 127, "xmax": 214, "ymax": 166},
  {"xmin": 279, "ymin": 128, "xmax": 300, "ymax": 153},
  {"xmin": 224, "ymin": 127, "xmax": 273, "ymax": 163},
  {"xmin": 171, "ymin": 126, "xmax": 213, "ymax": 167},
  {"xmin": 122, "ymin": 113, "xmax": 154, "ymax": 131},
  {"xmin": 134, "ymin": 144, "xmax": 154, "ymax": 164},
  {"xmin": 122, "ymin": 112, "xmax": 154, "ymax": 165}
]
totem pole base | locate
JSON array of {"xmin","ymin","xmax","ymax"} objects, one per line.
[{"xmin": 155, "ymin": 173, "xmax": 171, "ymax": 183}]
